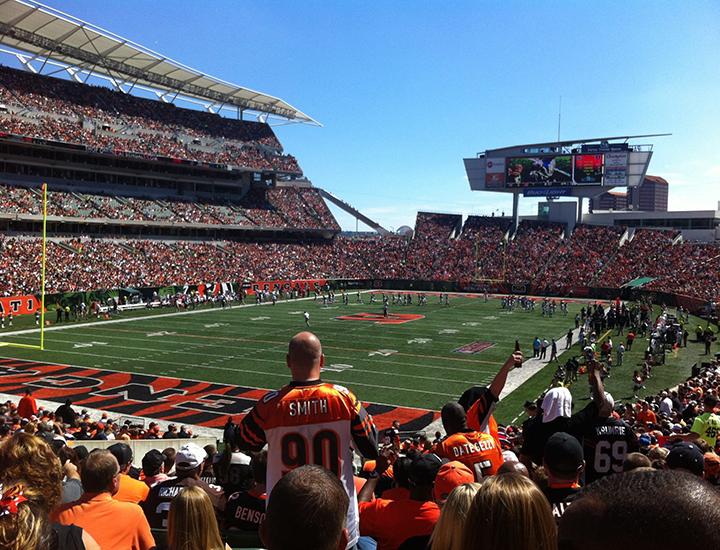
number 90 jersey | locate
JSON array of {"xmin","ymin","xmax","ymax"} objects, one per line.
[{"xmin": 236, "ymin": 380, "xmax": 379, "ymax": 547}]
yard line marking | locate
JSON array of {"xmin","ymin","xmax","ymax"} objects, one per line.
[
  {"xmin": 0, "ymin": 346, "xmax": 460, "ymax": 398},
  {"xmin": 9, "ymin": 333, "xmax": 487, "ymax": 387},
  {"xmin": 41, "ymin": 328, "xmax": 500, "ymax": 374}
]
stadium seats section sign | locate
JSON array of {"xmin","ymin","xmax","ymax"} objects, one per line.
[{"xmin": 504, "ymin": 154, "xmax": 604, "ymax": 187}]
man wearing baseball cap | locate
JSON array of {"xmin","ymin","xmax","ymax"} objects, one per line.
[
  {"xmin": 142, "ymin": 442, "xmax": 224, "ymax": 528},
  {"xmin": 432, "ymin": 461, "xmax": 474, "ymax": 506},
  {"xmin": 358, "ymin": 452, "xmax": 442, "ymax": 550},
  {"xmin": 543, "ymin": 432, "xmax": 584, "ymax": 521},
  {"xmin": 108, "ymin": 442, "xmax": 149, "ymax": 504},
  {"xmin": 666, "ymin": 441, "xmax": 704, "ymax": 476}
]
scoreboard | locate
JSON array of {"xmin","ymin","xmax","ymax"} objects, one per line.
[
  {"xmin": 485, "ymin": 152, "xmax": 628, "ymax": 189},
  {"xmin": 468, "ymin": 136, "xmax": 661, "ymax": 195}
]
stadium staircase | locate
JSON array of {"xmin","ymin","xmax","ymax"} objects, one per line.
[
  {"xmin": 589, "ymin": 230, "xmax": 627, "ymax": 286},
  {"xmin": 56, "ymin": 240, "xmax": 80, "ymax": 254},
  {"xmin": 318, "ymin": 189, "xmax": 389, "ymax": 235}
]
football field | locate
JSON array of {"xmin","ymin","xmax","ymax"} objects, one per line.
[
  {"xmin": 0, "ymin": 293, "xmax": 586, "ymax": 423},
  {"xmin": 0, "ymin": 292, "xmax": 707, "ymax": 426}
]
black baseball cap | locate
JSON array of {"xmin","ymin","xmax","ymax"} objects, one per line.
[
  {"xmin": 142, "ymin": 449, "xmax": 165, "ymax": 475},
  {"xmin": 544, "ymin": 432, "xmax": 583, "ymax": 475},
  {"xmin": 667, "ymin": 442, "xmax": 704, "ymax": 476},
  {"xmin": 108, "ymin": 442, "xmax": 133, "ymax": 468},
  {"xmin": 409, "ymin": 453, "xmax": 443, "ymax": 486}
]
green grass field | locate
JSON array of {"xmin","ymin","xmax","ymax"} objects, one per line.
[{"xmin": 0, "ymin": 292, "xmax": 712, "ymax": 425}]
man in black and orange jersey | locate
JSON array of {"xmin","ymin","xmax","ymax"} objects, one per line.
[
  {"xmin": 458, "ymin": 351, "xmax": 523, "ymax": 446},
  {"xmin": 434, "ymin": 402, "xmax": 504, "ymax": 479},
  {"xmin": 234, "ymin": 331, "xmax": 378, "ymax": 548}
]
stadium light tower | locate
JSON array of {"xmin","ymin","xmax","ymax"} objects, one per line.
[{"xmin": 464, "ymin": 134, "xmax": 670, "ymax": 228}]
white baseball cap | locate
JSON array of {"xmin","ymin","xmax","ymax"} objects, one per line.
[{"xmin": 175, "ymin": 443, "xmax": 207, "ymax": 470}]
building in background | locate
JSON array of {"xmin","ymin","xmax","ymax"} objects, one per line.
[{"xmin": 590, "ymin": 175, "xmax": 668, "ymax": 212}]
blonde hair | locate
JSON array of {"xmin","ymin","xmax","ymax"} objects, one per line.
[
  {"xmin": 462, "ymin": 473, "xmax": 556, "ymax": 550},
  {"xmin": 0, "ymin": 484, "xmax": 53, "ymax": 550},
  {"xmin": 167, "ymin": 485, "xmax": 225, "ymax": 550},
  {"xmin": 430, "ymin": 483, "xmax": 480, "ymax": 550}
]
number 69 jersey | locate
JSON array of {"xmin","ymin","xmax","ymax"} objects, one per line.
[
  {"xmin": 580, "ymin": 415, "xmax": 639, "ymax": 484},
  {"xmin": 236, "ymin": 380, "xmax": 379, "ymax": 547}
]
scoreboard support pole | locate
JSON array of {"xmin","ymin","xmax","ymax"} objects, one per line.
[
  {"xmin": 577, "ymin": 197, "xmax": 584, "ymax": 223},
  {"xmin": 512, "ymin": 192, "xmax": 520, "ymax": 231}
]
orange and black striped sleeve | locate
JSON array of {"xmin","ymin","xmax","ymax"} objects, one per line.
[
  {"xmin": 349, "ymin": 392, "xmax": 379, "ymax": 459},
  {"xmin": 236, "ymin": 402, "xmax": 267, "ymax": 452}
]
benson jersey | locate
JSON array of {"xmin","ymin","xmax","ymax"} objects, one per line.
[
  {"xmin": 236, "ymin": 380, "xmax": 378, "ymax": 547},
  {"xmin": 581, "ymin": 417, "xmax": 639, "ymax": 483},
  {"xmin": 434, "ymin": 430, "xmax": 503, "ymax": 479}
]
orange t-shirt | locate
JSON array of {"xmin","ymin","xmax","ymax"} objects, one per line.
[
  {"xmin": 359, "ymin": 498, "xmax": 439, "ymax": 550},
  {"xmin": 54, "ymin": 493, "xmax": 155, "ymax": 550},
  {"xmin": 434, "ymin": 430, "xmax": 504, "ymax": 479},
  {"xmin": 114, "ymin": 474, "xmax": 150, "ymax": 504},
  {"xmin": 380, "ymin": 486, "xmax": 410, "ymax": 501},
  {"xmin": 636, "ymin": 410, "xmax": 658, "ymax": 426}
]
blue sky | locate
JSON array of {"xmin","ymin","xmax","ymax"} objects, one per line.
[{"xmin": 31, "ymin": 1, "xmax": 720, "ymax": 230}]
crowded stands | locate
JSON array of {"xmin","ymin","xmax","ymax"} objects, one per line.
[
  {"xmin": 0, "ymin": 65, "xmax": 301, "ymax": 174},
  {"xmin": 0, "ymin": 216, "xmax": 718, "ymax": 301},
  {"xmin": 0, "ymin": 183, "xmax": 339, "ymax": 231}
]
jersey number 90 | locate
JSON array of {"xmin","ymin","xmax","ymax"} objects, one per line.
[{"xmin": 281, "ymin": 430, "xmax": 341, "ymax": 475}]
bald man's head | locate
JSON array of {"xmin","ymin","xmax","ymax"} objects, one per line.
[{"xmin": 287, "ymin": 332, "xmax": 324, "ymax": 380}]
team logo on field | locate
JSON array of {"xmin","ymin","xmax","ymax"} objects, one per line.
[
  {"xmin": 453, "ymin": 341, "xmax": 495, "ymax": 354},
  {"xmin": 0, "ymin": 358, "xmax": 438, "ymax": 431},
  {"xmin": 335, "ymin": 312, "xmax": 425, "ymax": 325}
]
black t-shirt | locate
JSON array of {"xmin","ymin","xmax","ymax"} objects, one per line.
[
  {"xmin": 521, "ymin": 402, "xmax": 602, "ymax": 466},
  {"xmin": 225, "ymin": 489, "xmax": 266, "ymax": 531},
  {"xmin": 581, "ymin": 416, "xmax": 639, "ymax": 483},
  {"xmin": 542, "ymin": 485, "xmax": 580, "ymax": 522},
  {"xmin": 521, "ymin": 416, "xmax": 571, "ymax": 466},
  {"xmin": 52, "ymin": 523, "xmax": 84, "ymax": 550},
  {"xmin": 143, "ymin": 476, "xmax": 225, "ymax": 528}
]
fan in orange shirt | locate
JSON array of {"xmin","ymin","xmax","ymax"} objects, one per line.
[
  {"xmin": 636, "ymin": 401, "xmax": 658, "ymax": 426},
  {"xmin": 434, "ymin": 402, "xmax": 504, "ymax": 479},
  {"xmin": 108, "ymin": 443, "xmax": 150, "ymax": 504}
]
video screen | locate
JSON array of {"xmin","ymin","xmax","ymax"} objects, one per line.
[
  {"xmin": 574, "ymin": 154, "xmax": 604, "ymax": 184},
  {"xmin": 505, "ymin": 156, "xmax": 573, "ymax": 187}
]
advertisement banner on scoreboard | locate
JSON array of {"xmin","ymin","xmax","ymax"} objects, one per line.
[
  {"xmin": 485, "ymin": 158, "xmax": 505, "ymax": 188},
  {"xmin": 506, "ymin": 156, "xmax": 573, "ymax": 186},
  {"xmin": 604, "ymin": 151, "xmax": 628, "ymax": 186},
  {"xmin": 245, "ymin": 279, "xmax": 327, "ymax": 295},
  {"xmin": 523, "ymin": 188, "xmax": 573, "ymax": 197},
  {"xmin": 0, "ymin": 295, "xmax": 40, "ymax": 315}
]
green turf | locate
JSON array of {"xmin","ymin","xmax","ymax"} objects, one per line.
[{"xmin": 0, "ymin": 294, "xmax": 713, "ymax": 425}]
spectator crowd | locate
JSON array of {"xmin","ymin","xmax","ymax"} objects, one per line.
[
  {"xmin": 0, "ymin": 209, "xmax": 717, "ymax": 303},
  {"xmin": 0, "ymin": 65, "xmax": 301, "ymax": 174}
]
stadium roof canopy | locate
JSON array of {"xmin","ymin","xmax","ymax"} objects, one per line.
[{"xmin": 0, "ymin": 0, "xmax": 319, "ymax": 125}]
